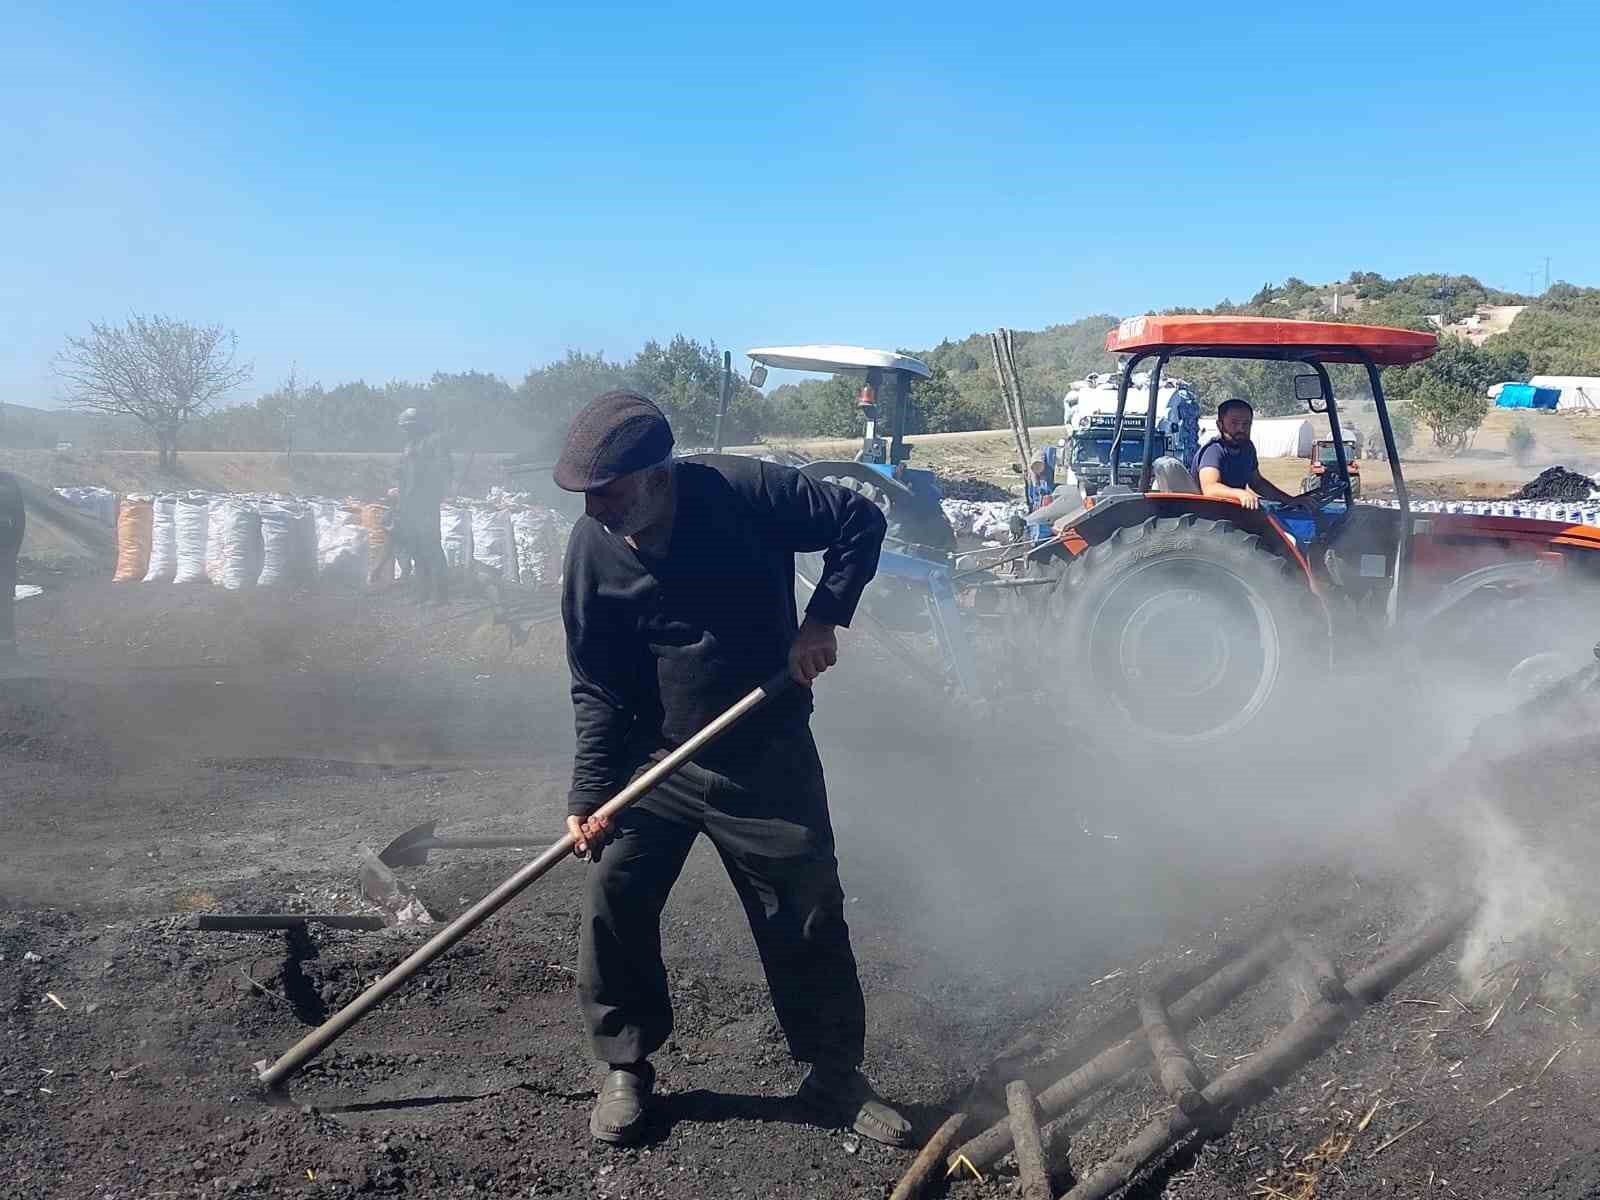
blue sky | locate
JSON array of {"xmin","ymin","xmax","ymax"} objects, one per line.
[{"xmin": 4, "ymin": 2, "xmax": 1596, "ymax": 406}]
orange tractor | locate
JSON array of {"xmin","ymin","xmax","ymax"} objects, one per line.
[
  {"xmin": 1029, "ymin": 315, "xmax": 1600, "ymax": 744},
  {"xmin": 1300, "ymin": 437, "xmax": 1361, "ymax": 499}
]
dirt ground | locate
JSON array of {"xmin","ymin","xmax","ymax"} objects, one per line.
[{"xmin": 7, "ymin": 569, "xmax": 1600, "ymax": 1200}]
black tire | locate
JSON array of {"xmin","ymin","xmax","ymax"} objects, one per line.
[
  {"xmin": 819, "ymin": 474, "xmax": 891, "ymax": 516},
  {"xmin": 818, "ymin": 473, "xmax": 955, "ymax": 553},
  {"xmin": 1053, "ymin": 514, "xmax": 1314, "ymax": 744}
]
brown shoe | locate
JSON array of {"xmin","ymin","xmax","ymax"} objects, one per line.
[
  {"xmin": 590, "ymin": 1062, "xmax": 654, "ymax": 1145},
  {"xmin": 795, "ymin": 1067, "xmax": 913, "ymax": 1148}
]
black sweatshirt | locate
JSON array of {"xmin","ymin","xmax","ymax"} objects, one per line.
[{"xmin": 561, "ymin": 455, "xmax": 887, "ymax": 817}]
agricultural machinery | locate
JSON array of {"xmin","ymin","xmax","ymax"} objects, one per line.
[
  {"xmin": 1301, "ymin": 437, "xmax": 1362, "ymax": 499},
  {"xmin": 749, "ymin": 318, "xmax": 1600, "ymax": 745}
]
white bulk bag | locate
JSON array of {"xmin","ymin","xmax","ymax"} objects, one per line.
[
  {"xmin": 258, "ymin": 502, "xmax": 314, "ymax": 587},
  {"xmin": 441, "ymin": 505, "xmax": 473, "ymax": 569},
  {"xmin": 471, "ymin": 508, "xmax": 517, "ymax": 581},
  {"xmin": 217, "ymin": 499, "xmax": 264, "ymax": 590},
  {"xmin": 142, "ymin": 496, "xmax": 178, "ymax": 582},
  {"xmin": 173, "ymin": 496, "xmax": 211, "ymax": 583},
  {"xmin": 510, "ymin": 507, "xmax": 573, "ymax": 588},
  {"xmin": 318, "ymin": 523, "xmax": 370, "ymax": 586}
]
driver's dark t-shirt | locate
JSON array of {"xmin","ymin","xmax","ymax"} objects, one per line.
[{"xmin": 1192, "ymin": 437, "xmax": 1258, "ymax": 489}]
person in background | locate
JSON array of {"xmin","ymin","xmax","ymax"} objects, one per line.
[
  {"xmin": 554, "ymin": 390, "xmax": 911, "ymax": 1150},
  {"xmin": 1193, "ymin": 399, "xmax": 1311, "ymax": 511},
  {"xmin": 1169, "ymin": 387, "xmax": 1201, "ymax": 468},
  {"xmin": 0, "ymin": 472, "xmax": 23, "ymax": 662},
  {"xmin": 395, "ymin": 408, "xmax": 452, "ymax": 605}
]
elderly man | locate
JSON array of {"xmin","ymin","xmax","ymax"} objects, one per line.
[{"xmin": 554, "ymin": 390, "xmax": 910, "ymax": 1149}]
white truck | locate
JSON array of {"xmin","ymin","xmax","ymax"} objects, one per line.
[{"xmin": 1060, "ymin": 372, "xmax": 1200, "ymax": 495}]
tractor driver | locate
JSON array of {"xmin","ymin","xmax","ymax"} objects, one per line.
[{"xmin": 1193, "ymin": 398, "xmax": 1311, "ymax": 512}]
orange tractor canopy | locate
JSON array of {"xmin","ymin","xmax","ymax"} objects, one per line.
[{"xmin": 1034, "ymin": 315, "xmax": 1600, "ymax": 745}]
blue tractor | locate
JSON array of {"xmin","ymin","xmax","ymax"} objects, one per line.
[{"xmin": 746, "ymin": 345, "xmax": 1041, "ymax": 697}]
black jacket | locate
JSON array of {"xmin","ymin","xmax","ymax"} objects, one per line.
[{"xmin": 561, "ymin": 456, "xmax": 886, "ymax": 816}]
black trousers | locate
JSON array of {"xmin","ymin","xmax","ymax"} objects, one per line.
[
  {"xmin": 579, "ymin": 730, "xmax": 866, "ymax": 1070},
  {"xmin": 0, "ymin": 474, "xmax": 23, "ymax": 647},
  {"xmin": 398, "ymin": 509, "xmax": 447, "ymax": 604}
]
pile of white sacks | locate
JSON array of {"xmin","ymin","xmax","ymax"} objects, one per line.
[
  {"xmin": 58, "ymin": 486, "xmax": 574, "ymax": 592},
  {"xmin": 941, "ymin": 499, "xmax": 1026, "ymax": 541},
  {"xmin": 1369, "ymin": 498, "xmax": 1600, "ymax": 523}
]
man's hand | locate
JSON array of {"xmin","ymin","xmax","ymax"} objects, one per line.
[
  {"xmin": 567, "ymin": 812, "xmax": 614, "ymax": 861},
  {"xmin": 789, "ymin": 616, "xmax": 838, "ymax": 687},
  {"xmin": 1238, "ymin": 486, "xmax": 1262, "ymax": 511}
]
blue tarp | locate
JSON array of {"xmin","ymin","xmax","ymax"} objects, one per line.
[{"xmin": 1496, "ymin": 384, "xmax": 1560, "ymax": 409}]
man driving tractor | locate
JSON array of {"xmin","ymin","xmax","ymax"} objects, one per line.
[{"xmin": 1193, "ymin": 398, "xmax": 1312, "ymax": 511}]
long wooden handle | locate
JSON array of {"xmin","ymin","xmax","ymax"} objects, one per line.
[{"xmin": 254, "ymin": 669, "xmax": 793, "ymax": 1089}]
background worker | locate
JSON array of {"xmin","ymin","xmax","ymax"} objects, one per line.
[
  {"xmin": 0, "ymin": 471, "xmax": 23, "ymax": 662},
  {"xmin": 395, "ymin": 407, "xmax": 452, "ymax": 604},
  {"xmin": 554, "ymin": 390, "xmax": 911, "ymax": 1150},
  {"xmin": 1193, "ymin": 398, "xmax": 1314, "ymax": 511}
]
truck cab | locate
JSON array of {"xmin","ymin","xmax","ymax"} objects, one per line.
[{"xmin": 1063, "ymin": 372, "xmax": 1199, "ymax": 496}]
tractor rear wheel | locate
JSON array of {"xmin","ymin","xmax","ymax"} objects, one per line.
[{"xmin": 1052, "ymin": 514, "xmax": 1315, "ymax": 745}]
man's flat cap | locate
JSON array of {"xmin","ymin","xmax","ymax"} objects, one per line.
[{"xmin": 554, "ymin": 390, "xmax": 675, "ymax": 492}]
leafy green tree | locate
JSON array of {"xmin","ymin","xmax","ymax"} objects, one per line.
[
  {"xmin": 517, "ymin": 350, "xmax": 628, "ymax": 444},
  {"xmin": 626, "ymin": 335, "xmax": 764, "ymax": 445},
  {"xmin": 1409, "ymin": 376, "xmax": 1487, "ymax": 453}
]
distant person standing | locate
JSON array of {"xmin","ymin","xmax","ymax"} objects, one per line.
[
  {"xmin": 0, "ymin": 472, "xmax": 24, "ymax": 662},
  {"xmin": 395, "ymin": 408, "xmax": 452, "ymax": 605}
]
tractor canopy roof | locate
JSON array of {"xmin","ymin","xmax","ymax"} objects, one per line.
[
  {"xmin": 746, "ymin": 345, "xmax": 931, "ymax": 378},
  {"xmin": 1105, "ymin": 315, "xmax": 1438, "ymax": 366}
]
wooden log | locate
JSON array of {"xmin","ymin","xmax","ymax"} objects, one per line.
[
  {"xmin": 990, "ymin": 332, "xmax": 1032, "ymax": 479},
  {"xmin": 886, "ymin": 1112, "xmax": 967, "ymax": 1200},
  {"xmin": 1006, "ymin": 1081, "xmax": 1052, "ymax": 1200},
  {"xmin": 1285, "ymin": 927, "xmax": 1354, "ymax": 1007},
  {"xmin": 1061, "ymin": 904, "xmax": 1475, "ymax": 1200},
  {"xmin": 1137, "ymin": 986, "xmax": 1210, "ymax": 1121},
  {"xmin": 952, "ymin": 1032, "xmax": 1044, "ymax": 1114},
  {"xmin": 1017, "ymin": 948, "xmax": 1246, "ymax": 1098},
  {"xmin": 949, "ymin": 933, "xmax": 1288, "ymax": 1173},
  {"xmin": 1001, "ymin": 327, "xmax": 1034, "ymax": 465}
]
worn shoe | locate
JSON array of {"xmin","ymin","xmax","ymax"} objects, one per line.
[
  {"xmin": 795, "ymin": 1067, "xmax": 913, "ymax": 1148},
  {"xmin": 589, "ymin": 1062, "xmax": 654, "ymax": 1145}
]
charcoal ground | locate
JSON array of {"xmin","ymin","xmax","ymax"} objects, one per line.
[{"xmin": 5, "ymin": 578, "xmax": 1600, "ymax": 1199}]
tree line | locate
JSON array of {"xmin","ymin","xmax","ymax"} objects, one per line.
[{"xmin": 42, "ymin": 274, "xmax": 1600, "ymax": 465}]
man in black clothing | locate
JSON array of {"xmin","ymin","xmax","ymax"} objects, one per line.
[
  {"xmin": 554, "ymin": 390, "xmax": 910, "ymax": 1149},
  {"xmin": 0, "ymin": 472, "xmax": 23, "ymax": 662},
  {"xmin": 395, "ymin": 408, "xmax": 451, "ymax": 604}
]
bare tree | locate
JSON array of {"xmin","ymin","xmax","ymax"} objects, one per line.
[{"xmin": 54, "ymin": 315, "xmax": 252, "ymax": 468}]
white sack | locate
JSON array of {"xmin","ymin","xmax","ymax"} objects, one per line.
[
  {"xmin": 258, "ymin": 502, "xmax": 315, "ymax": 588},
  {"xmin": 173, "ymin": 496, "xmax": 212, "ymax": 584},
  {"xmin": 142, "ymin": 496, "xmax": 178, "ymax": 582},
  {"xmin": 510, "ymin": 507, "xmax": 572, "ymax": 588},
  {"xmin": 217, "ymin": 499, "xmax": 264, "ymax": 590},
  {"xmin": 441, "ymin": 505, "xmax": 473, "ymax": 569},
  {"xmin": 471, "ymin": 508, "xmax": 517, "ymax": 581},
  {"xmin": 318, "ymin": 523, "xmax": 370, "ymax": 586}
]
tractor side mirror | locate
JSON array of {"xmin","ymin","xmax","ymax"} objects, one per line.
[
  {"xmin": 748, "ymin": 364, "xmax": 768, "ymax": 388},
  {"xmin": 1294, "ymin": 373, "xmax": 1328, "ymax": 413}
]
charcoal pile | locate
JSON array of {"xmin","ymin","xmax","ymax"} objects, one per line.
[
  {"xmin": 1508, "ymin": 466, "xmax": 1597, "ymax": 502},
  {"xmin": 939, "ymin": 476, "xmax": 1014, "ymax": 502}
]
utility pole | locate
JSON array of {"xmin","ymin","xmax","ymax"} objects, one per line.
[{"xmin": 1544, "ymin": 256, "xmax": 1551, "ymax": 292}]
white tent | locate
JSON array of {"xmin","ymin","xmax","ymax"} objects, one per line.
[
  {"xmin": 1250, "ymin": 417, "xmax": 1314, "ymax": 458},
  {"xmin": 1529, "ymin": 375, "xmax": 1600, "ymax": 411}
]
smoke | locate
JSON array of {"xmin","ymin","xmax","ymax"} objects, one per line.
[{"xmin": 1454, "ymin": 799, "xmax": 1569, "ymax": 993}]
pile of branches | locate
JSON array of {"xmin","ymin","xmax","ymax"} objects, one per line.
[{"xmin": 1507, "ymin": 466, "xmax": 1597, "ymax": 502}]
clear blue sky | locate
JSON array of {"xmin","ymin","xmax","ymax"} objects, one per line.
[{"xmin": 4, "ymin": 2, "xmax": 1596, "ymax": 406}]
